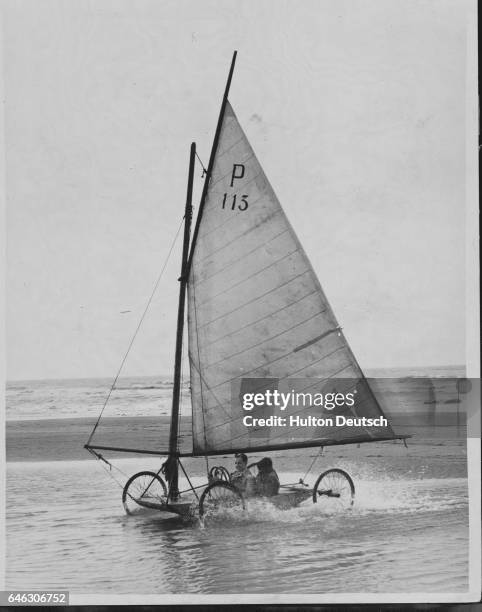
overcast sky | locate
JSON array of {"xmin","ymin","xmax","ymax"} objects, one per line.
[{"xmin": 3, "ymin": 0, "xmax": 476, "ymax": 380}]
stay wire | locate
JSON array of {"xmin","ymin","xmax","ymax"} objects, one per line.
[
  {"xmin": 87, "ymin": 217, "xmax": 185, "ymax": 446},
  {"xmin": 301, "ymin": 446, "xmax": 324, "ymax": 483},
  {"xmin": 90, "ymin": 450, "xmax": 135, "ymax": 490},
  {"xmin": 195, "ymin": 150, "xmax": 207, "ymax": 176}
]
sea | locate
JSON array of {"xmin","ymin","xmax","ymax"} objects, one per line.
[
  {"xmin": 5, "ymin": 364, "xmax": 464, "ymax": 421},
  {"xmin": 5, "ymin": 365, "xmax": 473, "ymax": 596}
]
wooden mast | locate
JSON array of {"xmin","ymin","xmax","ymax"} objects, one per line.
[
  {"xmin": 186, "ymin": 50, "xmax": 237, "ymax": 273},
  {"xmin": 167, "ymin": 142, "xmax": 196, "ymax": 500},
  {"xmin": 168, "ymin": 52, "xmax": 237, "ymax": 498}
]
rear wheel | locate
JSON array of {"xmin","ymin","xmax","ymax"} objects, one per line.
[
  {"xmin": 199, "ymin": 482, "xmax": 245, "ymax": 517},
  {"xmin": 312, "ymin": 468, "xmax": 355, "ymax": 509},
  {"xmin": 122, "ymin": 471, "xmax": 168, "ymax": 514}
]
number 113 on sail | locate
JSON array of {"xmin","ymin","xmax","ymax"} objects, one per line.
[{"xmin": 221, "ymin": 192, "xmax": 249, "ymax": 210}]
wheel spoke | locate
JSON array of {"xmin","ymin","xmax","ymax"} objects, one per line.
[
  {"xmin": 312, "ymin": 469, "xmax": 355, "ymax": 509},
  {"xmin": 122, "ymin": 471, "xmax": 168, "ymax": 514},
  {"xmin": 199, "ymin": 482, "xmax": 245, "ymax": 517}
]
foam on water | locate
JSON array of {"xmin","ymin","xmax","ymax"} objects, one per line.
[{"xmin": 194, "ymin": 475, "xmax": 467, "ymax": 530}]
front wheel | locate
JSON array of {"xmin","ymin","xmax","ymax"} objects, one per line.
[
  {"xmin": 122, "ymin": 471, "xmax": 168, "ymax": 514},
  {"xmin": 312, "ymin": 468, "xmax": 355, "ymax": 509},
  {"xmin": 199, "ymin": 482, "xmax": 245, "ymax": 517}
]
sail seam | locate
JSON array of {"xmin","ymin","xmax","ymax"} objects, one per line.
[
  {"xmin": 194, "ymin": 228, "xmax": 290, "ymax": 282},
  {"xmin": 189, "ymin": 356, "xmax": 239, "ymax": 451},
  {"xmin": 197, "ymin": 269, "xmax": 311, "ymax": 329},
  {"xmin": 216, "ymin": 134, "xmax": 246, "ymax": 158},
  {"xmin": 201, "ymin": 360, "xmax": 353, "ymax": 437},
  {"xmin": 196, "ymin": 247, "xmax": 299, "ymax": 307},
  {"xmin": 190, "ymin": 355, "xmax": 236, "ymax": 420},
  {"xmin": 233, "ymin": 360, "xmax": 353, "ymax": 405},
  {"xmin": 198, "ymin": 194, "xmax": 281, "ymax": 242},
  {"xmin": 204, "ymin": 310, "xmax": 324, "ymax": 371},
  {"xmin": 203, "ymin": 288, "xmax": 319, "ymax": 349},
  {"xmin": 209, "ymin": 344, "xmax": 347, "ymax": 392},
  {"xmin": 190, "ymin": 264, "xmax": 245, "ymax": 448}
]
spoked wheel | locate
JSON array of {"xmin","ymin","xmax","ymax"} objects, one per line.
[
  {"xmin": 122, "ymin": 471, "xmax": 168, "ymax": 515},
  {"xmin": 312, "ymin": 468, "xmax": 355, "ymax": 509},
  {"xmin": 208, "ymin": 466, "xmax": 231, "ymax": 483},
  {"xmin": 199, "ymin": 482, "xmax": 245, "ymax": 517}
]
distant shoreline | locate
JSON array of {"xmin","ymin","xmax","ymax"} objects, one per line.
[{"xmin": 6, "ymin": 415, "xmax": 466, "ymax": 463}]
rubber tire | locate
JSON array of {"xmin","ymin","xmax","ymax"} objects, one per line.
[
  {"xmin": 122, "ymin": 470, "xmax": 168, "ymax": 515},
  {"xmin": 312, "ymin": 468, "xmax": 355, "ymax": 507}
]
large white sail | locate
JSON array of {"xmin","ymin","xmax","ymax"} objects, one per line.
[{"xmin": 187, "ymin": 101, "xmax": 395, "ymax": 454}]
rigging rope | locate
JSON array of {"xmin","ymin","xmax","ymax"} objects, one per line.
[
  {"xmin": 301, "ymin": 446, "xmax": 324, "ymax": 483},
  {"xmin": 87, "ymin": 217, "xmax": 185, "ymax": 446},
  {"xmin": 195, "ymin": 150, "xmax": 207, "ymax": 177},
  {"xmin": 87, "ymin": 448, "xmax": 133, "ymax": 489}
]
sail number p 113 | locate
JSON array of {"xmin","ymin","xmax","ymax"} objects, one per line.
[{"xmin": 221, "ymin": 163, "xmax": 249, "ymax": 210}]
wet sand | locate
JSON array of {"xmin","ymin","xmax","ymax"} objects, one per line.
[
  {"xmin": 6, "ymin": 375, "xmax": 472, "ymax": 465},
  {"xmin": 5, "ymin": 416, "xmax": 468, "ymax": 482},
  {"xmin": 5, "ymin": 417, "xmax": 192, "ymax": 462}
]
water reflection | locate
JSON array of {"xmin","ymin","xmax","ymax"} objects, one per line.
[{"xmin": 6, "ymin": 460, "xmax": 469, "ymax": 593}]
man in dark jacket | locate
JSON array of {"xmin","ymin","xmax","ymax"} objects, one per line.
[{"xmin": 255, "ymin": 457, "xmax": 280, "ymax": 497}]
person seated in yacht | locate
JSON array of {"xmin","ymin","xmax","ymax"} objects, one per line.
[
  {"xmin": 230, "ymin": 453, "xmax": 256, "ymax": 496},
  {"xmin": 255, "ymin": 457, "xmax": 280, "ymax": 497}
]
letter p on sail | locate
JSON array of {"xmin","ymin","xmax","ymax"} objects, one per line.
[{"xmin": 230, "ymin": 163, "xmax": 245, "ymax": 187}]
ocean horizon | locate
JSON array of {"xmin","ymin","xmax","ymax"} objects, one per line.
[
  {"xmin": 5, "ymin": 363, "xmax": 467, "ymax": 386},
  {"xmin": 5, "ymin": 365, "xmax": 466, "ymax": 422}
]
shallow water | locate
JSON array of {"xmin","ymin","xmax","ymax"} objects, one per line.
[
  {"xmin": 6, "ymin": 458, "xmax": 468, "ymax": 594},
  {"xmin": 5, "ymin": 376, "xmax": 191, "ymax": 421},
  {"xmin": 5, "ymin": 370, "xmax": 470, "ymax": 594}
]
